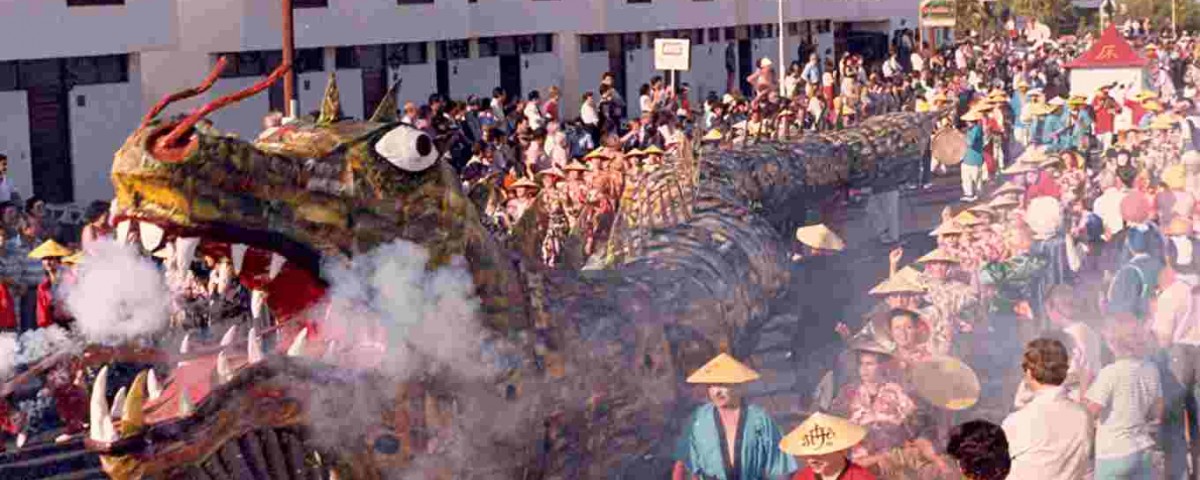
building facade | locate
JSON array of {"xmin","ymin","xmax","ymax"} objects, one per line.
[{"xmin": 0, "ymin": 0, "xmax": 916, "ymax": 205}]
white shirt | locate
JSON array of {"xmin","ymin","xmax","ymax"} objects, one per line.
[
  {"xmin": 1063, "ymin": 321, "xmax": 1102, "ymax": 389},
  {"xmin": 524, "ymin": 101, "xmax": 544, "ymax": 130},
  {"xmin": 910, "ymin": 53, "xmax": 925, "ymax": 73},
  {"xmin": 1003, "ymin": 386, "xmax": 1093, "ymax": 480},
  {"xmin": 1086, "ymin": 358, "xmax": 1162, "ymax": 458},
  {"xmin": 581, "ymin": 101, "xmax": 599, "ymax": 126},
  {"xmin": 1153, "ymin": 277, "xmax": 1200, "ymax": 346},
  {"xmin": 1094, "ymin": 187, "xmax": 1129, "ymax": 237}
]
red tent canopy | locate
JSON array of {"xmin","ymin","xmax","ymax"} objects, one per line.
[{"xmin": 1065, "ymin": 25, "xmax": 1148, "ymax": 69}]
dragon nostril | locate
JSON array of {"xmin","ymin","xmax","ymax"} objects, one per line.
[{"xmin": 415, "ymin": 135, "xmax": 433, "ymax": 157}]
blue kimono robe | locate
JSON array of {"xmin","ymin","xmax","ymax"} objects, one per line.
[
  {"xmin": 1037, "ymin": 111, "xmax": 1064, "ymax": 148},
  {"xmin": 1059, "ymin": 111, "xmax": 1092, "ymax": 151},
  {"xmin": 1011, "ymin": 94, "xmax": 1026, "ymax": 130},
  {"xmin": 674, "ymin": 403, "xmax": 797, "ymax": 480},
  {"xmin": 963, "ymin": 123, "xmax": 985, "ymax": 166}
]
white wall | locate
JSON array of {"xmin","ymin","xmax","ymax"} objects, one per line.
[
  {"xmin": 204, "ymin": 77, "xmax": 270, "ymax": 141},
  {"xmin": 389, "ymin": 64, "xmax": 438, "ymax": 109},
  {"xmin": 1069, "ymin": 68, "xmax": 1147, "ymax": 98},
  {"xmin": 626, "ymin": 49, "xmax": 654, "ymax": 117},
  {"xmin": 0, "ymin": 92, "xmax": 31, "ymax": 201},
  {"xmin": 688, "ymin": 43, "xmax": 727, "ymax": 102},
  {"xmin": 449, "ymin": 57, "xmax": 500, "ymax": 100},
  {"xmin": 334, "ymin": 69, "xmax": 365, "ymax": 121},
  {"xmin": 69, "ymin": 82, "xmax": 142, "ymax": 203},
  {"xmin": 578, "ymin": 51, "xmax": 609, "ymax": 99},
  {"xmin": 521, "ymin": 52, "xmax": 563, "ymax": 101},
  {"xmin": 0, "ymin": 0, "xmax": 176, "ymax": 62}
]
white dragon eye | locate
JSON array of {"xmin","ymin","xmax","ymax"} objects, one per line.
[{"xmin": 374, "ymin": 125, "xmax": 437, "ymax": 172}]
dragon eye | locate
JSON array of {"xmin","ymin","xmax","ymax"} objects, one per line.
[{"xmin": 375, "ymin": 125, "xmax": 438, "ymax": 172}]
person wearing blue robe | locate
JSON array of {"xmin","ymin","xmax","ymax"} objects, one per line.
[
  {"xmin": 1011, "ymin": 86, "xmax": 1028, "ymax": 144},
  {"xmin": 673, "ymin": 354, "xmax": 797, "ymax": 480},
  {"xmin": 1037, "ymin": 106, "xmax": 1064, "ymax": 150},
  {"xmin": 1059, "ymin": 105, "xmax": 1092, "ymax": 152}
]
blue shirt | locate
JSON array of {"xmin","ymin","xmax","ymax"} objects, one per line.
[
  {"xmin": 674, "ymin": 403, "xmax": 797, "ymax": 480},
  {"xmin": 963, "ymin": 123, "xmax": 985, "ymax": 166}
]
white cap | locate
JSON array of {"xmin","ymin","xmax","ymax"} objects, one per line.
[{"xmin": 760, "ymin": 57, "xmax": 773, "ymax": 67}]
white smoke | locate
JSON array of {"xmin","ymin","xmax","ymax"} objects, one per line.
[
  {"xmin": 15, "ymin": 325, "xmax": 80, "ymax": 365},
  {"xmin": 62, "ymin": 239, "xmax": 170, "ymax": 344},
  {"xmin": 0, "ymin": 332, "xmax": 17, "ymax": 381}
]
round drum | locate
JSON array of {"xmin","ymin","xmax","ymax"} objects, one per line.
[{"xmin": 931, "ymin": 128, "xmax": 967, "ymax": 166}]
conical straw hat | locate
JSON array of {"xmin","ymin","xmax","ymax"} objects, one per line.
[
  {"xmin": 967, "ymin": 204, "xmax": 996, "ymax": 218},
  {"xmin": 642, "ymin": 145, "xmax": 665, "ymax": 155},
  {"xmin": 917, "ymin": 248, "xmax": 959, "ymax": 264},
  {"xmin": 953, "ymin": 210, "xmax": 983, "ymax": 226},
  {"xmin": 869, "ymin": 273, "xmax": 927, "ymax": 295},
  {"xmin": 62, "ymin": 251, "xmax": 85, "ymax": 265},
  {"xmin": 910, "ymin": 356, "xmax": 981, "ymax": 410},
  {"xmin": 703, "ymin": 129, "xmax": 724, "ymax": 141},
  {"xmin": 929, "ymin": 221, "xmax": 966, "ymax": 237},
  {"xmin": 509, "ymin": 178, "xmax": 540, "ymax": 190},
  {"xmin": 585, "ymin": 147, "xmax": 606, "ymax": 159},
  {"xmin": 685, "ymin": 353, "xmax": 761, "ymax": 384},
  {"xmin": 993, "ymin": 182, "xmax": 1024, "ymax": 196},
  {"xmin": 625, "ymin": 148, "xmax": 645, "ymax": 157},
  {"xmin": 779, "ymin": 412, "xmax": 867, "ymax": 456},
  {"xmin": 988, "ymin": 196, "xmax": 1020, "ymax": 209},
  {"xmin": 28, "ymin": 240, "xmax": 72, "ymax": 260},
  {"xmin": 896, "ymin": 266, "xmax": 926, "ymax": 288},
  {"xmin": 1002, "ymin": 161, "xmax": 1037, "ymax": 175},
  {"xmin": 795, "ymin": 224, "xmax": 846, "ymax": 251}
]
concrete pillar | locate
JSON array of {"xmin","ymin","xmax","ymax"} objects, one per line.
[{"xmin": 558, "ymin": 33, "xmax": 581, "ymax": 119}]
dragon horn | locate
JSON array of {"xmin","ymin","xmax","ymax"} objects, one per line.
[
  {"xmin": 158, "ymin": 60, "xmax": 292, "ymax": 149},
  {"xmin": 121, "ymin": 371, "xmax": 148, "ymax": 436},
  {"xmin": 140, "ymin": 56, "xmax": 229, "ymax": 129},
  {"xmin": 368, "ymin": 78, "xmax": 403, "ymax": 123},
  {"xmin": 318, "ymin": 71, "xmax": 342, "ymax": 124}
]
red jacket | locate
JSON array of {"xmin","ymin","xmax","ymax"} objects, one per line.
[
  {"xmin": 36, "ymin": 278, "xmax": 69, "ymax": 328},
  {"xmin": 792, "ymin": 462, "xmax": 877, "ymax": 480},
  {"xmin": 1092, "ymin": 97, "xmax": 1117, "ymax": 135},
  {"xmin": 0, "ymin": 283, "xmax": 16, "ymax": 330}
]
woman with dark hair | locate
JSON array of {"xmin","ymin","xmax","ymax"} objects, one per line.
[
  {"xmin": 80, "ymin": 200, "xmax": 112, "ymax": 250},
  {"xmin": 946, "ymin": 420, "xmax": 1010, "ymax": 480}
]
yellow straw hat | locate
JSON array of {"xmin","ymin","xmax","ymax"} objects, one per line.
[
  {"xmin": 929, "ymin": 221, "xmax": 966, "ymax": 237},
  {"xmin": 1067, "ymin": 95, "xmax": 1087, "ymax": 107},
  {"xmin": 779, "ymin": 412, "xmax": 868, "ymax": 456},
  {"xmin": 1163, "ymin": 164, "xmax": 1187, "ymax": 190},
  {"xmin": 1002, "ymin": 161, "xmax": 1037, "ymax": 175},
  {"xmin": 910, "ymin": 356, "xmax": 982, "ymax": 411},
  {"xmin": 917, "ymin": 248, "xmax": 960, "ymax": 264},
  {"xmin": 28, "ymin": 240, "xmax": 72, "ymax": 260},
  {"xmin": 1149, "ymin": 114, "xmax": 1179, "ymax": 130},
  {"xmin": 537, "ymin": 167, "xmax": 565, "ymax": 179},
  {"xmin": 915, "ymin": 100, "xmax": 931, "ymax": 113},
  {"xmin": 509, "ymin": 178, "xmax": 541, "ymax": 190},
  {"xmin": 1143, "ymin": 100, "xmax": 1163, "ymax": 112},
  {"xmin": 564, "ymin": 162, "xmax": 589, "ymax": 172},
  {"xmin": 869, "ymin": 273, "xmax": 927, "ymax": 295},
  {"xmin": 987, "ymin": 89, "xmax": 1008, "ymax": 103},
  {"xmin": 952, "ymin": 210, "xmax": 983, "ymax": 227},
  {"xmin": 795, "ymin": 224, "xmax": 846, "ymax": 251},
  {"xmin": 685, "ymin": 353, "xmax": 761, "ymax": 384},
  {"xmin": 625, "ymin": 148, "xmax": 645, "ymax": 157},
  {"xmin": 993, "ymin": 182, "xmax": 1025, "ymax": 196},
  {"xmin": 960, "ymin": 109, "xmax": 985, "ymax": 122},
  {"xmin": 988, "ymin": 196, "xmax": 1021, "ymax": 210},
  {"xmin": 703, "ymin": 129, "xmax": 723, "ymax": 141},
  {"xmin": 584, "ymin": 147, "xmax": 606, "ymax": 159},
  {"xmin": 1134, "ymin": 90, "xmax": 1158, "ymax": 102},
  {"xmin": 1017, "ymin": 146, "xmax": 1050, "ymax": 165},
  {"xmin": 642, "ymin": 145, "xmax": 665, "ymax": 155}
]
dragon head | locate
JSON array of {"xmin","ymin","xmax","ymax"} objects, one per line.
[
  {"xmin": 109, "ymin": 57, "xmax": 525, "ymax": 326},
  {"xmin": 89, "ymin": 59, "xmax": 532, "ymax": 478}
]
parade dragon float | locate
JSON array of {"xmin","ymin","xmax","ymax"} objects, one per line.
[{"xmin": 22, "ymin": 58, "xmax": 938, "ymax": 479}]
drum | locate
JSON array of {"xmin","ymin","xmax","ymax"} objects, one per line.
[{"xmin": 931, "ymin": 128, "xmax": 967, "ymax": 166}]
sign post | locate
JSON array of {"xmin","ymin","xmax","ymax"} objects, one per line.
[
  {"xmin": 919, "ymin": 0, "xmax": 955, "ymax": 46},
  {"xmin": 655, "ymin": 38, "xmax": 692, "ymax": 101}
]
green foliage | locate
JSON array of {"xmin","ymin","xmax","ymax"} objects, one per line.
[{"xmin": 1120, "ymin": 0, "xmax": 1200, "ymax": 33}]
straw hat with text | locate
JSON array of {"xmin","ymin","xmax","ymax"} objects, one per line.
[
  {"xmin": 28, "ymin": 240, "xmax": 72, "ymax": 260},
  {"xmin": 779, "ymin": 412, "xmax": 868, "ymax": 457},
  {"xmin": 685, "ymin": 353, "xmax": 761, "ymax": 384},
  {"xmin": 795, "ymin": 224, "xmax": 846, "ymax": 252}
]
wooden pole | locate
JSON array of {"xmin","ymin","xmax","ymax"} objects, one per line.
[{"xmin": 282, "ymin": 0, "xmax": 297, "ymax": 118}]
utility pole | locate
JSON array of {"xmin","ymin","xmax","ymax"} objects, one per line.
[
  {"xmin": 1173, "ymin": 0, "xmax": 1178, "ymax": 38},
  {"xmin": 282, "ymin": 0, "xmax": 297, "ymax": 118},
  {"xmin": 777, "ymin": 0, "xmax": 786, "ymax": 96}
]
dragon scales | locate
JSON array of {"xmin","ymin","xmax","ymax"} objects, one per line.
[{"xmin": 77, "ymin": 58, "xmax": 939, "ymax": 479}]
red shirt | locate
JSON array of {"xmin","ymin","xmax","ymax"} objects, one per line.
[
  {"xmin": 36, "ymin": 278, "xmax": 70, "ymax": 328},
  {"xmin": 792, "ymin": 462, "xmax": 877, "ymax": 480},
  {"xmin": 1092, "ymin": 97, "xmax": 1116, "ymax": 134},
  {"xmin": 0, "ymin": 283, "xmax": 16, "ymax": 330},
  {"xmin": 1025, "ymin": 171, "xmax": 1062, "ymax": 201},
  {"xmin": 1123, "ymin": 99, "xmax": 1148, "ymax": 127}
]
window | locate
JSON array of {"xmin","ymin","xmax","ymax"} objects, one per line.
[
  {"xmin": 514, "ymin": 35, "xmax": 553, "ymax": 54},
  {"xmin": 436, "ymin": 40, "xmax": 469, "ymax": 60},
  {"xmin": 294, "ymin": 48, "xmax": 324, "ymax": 73},
  {"xmin": 478, "ymin": 38, "xmax": 499, "ymax": 57},
  {"xmin": 0, "ymin": 62, "xmax": 16, "ymax": 91},
  {"xmin": 724, "ymin": 27, "xmax": 736, "ymax": 41},
  {"xmin": 693, "ymin": 29, "xmax": 706, "ymax": 45},
  {"xmin": 292, "ymin": 0, "xmax": 327, "ymax": 7},
  {"xmin": 217, "ymin": 48, "xmax": 321, "ymax": 78},
  {"xmin": 66, "ymin": 0, "xmax": 123, "ymax": 6},
  {"xmin": 708, "ymin": 28, "xmax": 721, "ymax": 42},
  {"xmin": 66, "ymin": 54, "xmax": 129, "ymax": 85},
  {"xmin": 816, "ymin": 20, "xmax": 831, "ymax": 34},
  {"xmin": 623, "ymin": 33, "xmax": 642, "ymax": 50},
  {"xmin": 580, "ymin": 34, "xmax": 607, "ymax": 53},
  {"xmin": 336, "ymin": 45, "xmax": 386, "ymax": 69},
  {"xmin": 397, "ymin": 0, "xmax": 434, "ymax": 5},
  {"xmin": 627, "ymin": 0, "xmax": 650, "ymax": 5},
  {"xmin": 787, "ymin": 22, "xmax": 799, "ymax": 36},
  {"xmin": 385, "ymin": 43, "xmax": 426, "ymax": 66}
]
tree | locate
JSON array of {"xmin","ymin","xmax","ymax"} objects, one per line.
[
  {"xmin": 1120, "ymin": 0, "xmax": 1200, "ymax": 34},
  {"xmin": 1004, "ymin": 0, "xmax": 1076, "ymax": 34}
]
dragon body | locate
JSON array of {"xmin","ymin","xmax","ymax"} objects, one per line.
[{"xmin": 78, "ymin": 60, "xmax": 939, "ymax": 479}]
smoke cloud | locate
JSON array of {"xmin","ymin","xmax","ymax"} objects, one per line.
[{"xmin": 62, "ymin": 239, "xmax": 170, "ymax": 345}]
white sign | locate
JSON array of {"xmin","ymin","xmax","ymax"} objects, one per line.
[{"xmin": 654, "ymin": 38, "xmax": 692, "ymax": 71}]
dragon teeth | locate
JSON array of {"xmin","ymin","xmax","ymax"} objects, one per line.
[
  {"xmin": 216, "ymin": 351, "xmax": 232, "ymax": 384},
  {"xmin": 230, "ymin": 244, "xmax": 248, "ymax": 274},
  {"xmin": 179, "ymin": 332, "xmax": 191, "ymax": 355},
  {"xmin": 175, "ymin": 237, "xmax": 200, "ymax": 271},
  {"xmin": 247, "ymin": 327, "xmax": 264, "ymax": 364},
  {"xmin": 287, "ymin": 327, "xmax": 308, "ymax": 357},
  {"xmin": 89, "ymin": 366, "xmax": 115, "ymax": 442},
  {"xmin": 110, "ymin": 386, "xmax": 127, "ymax": 420},
  {"xmin": 251, "ymin": 290, "xmax": 267, "ymax": 320},
  {"xmin": 179, "ymin": 389, "xmax": 194, "ymax": 416},
  {"xmin": 116, "ymin": 220, "xmax": 131, "ymax": 246},
  {"xmin": 268, "ymin": 253, "xmax": 286, "ymax": 280},
  {"xmin": 220, "ymin": 325, "xmax": 238, "ymax": 347},
  {"xmin": 147, "ymin": 369, "xmax": 162, "ymax": 401},
  {"xmin": 139, "ymin": 222, "xmax": 165, "ymax": 252}
]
